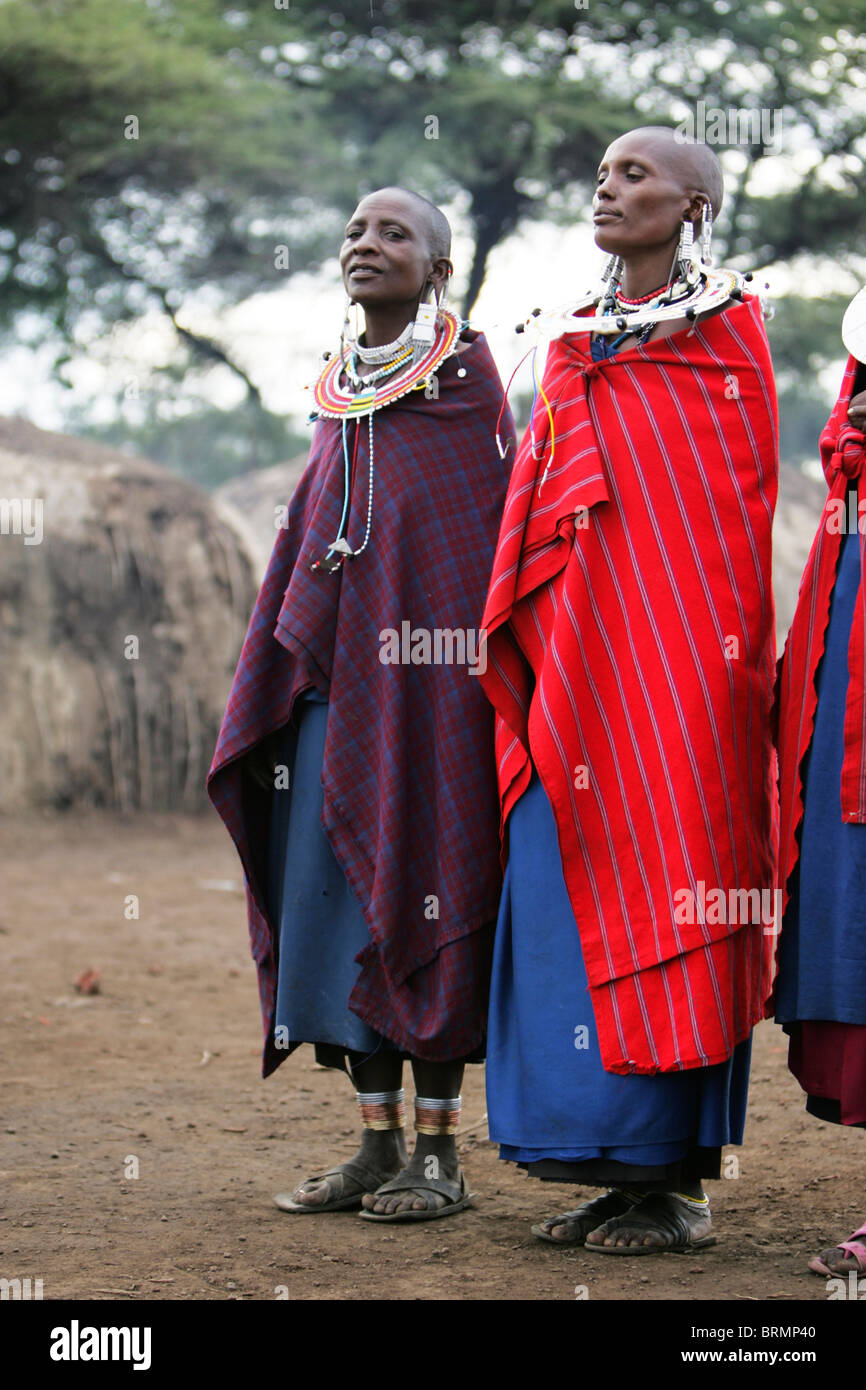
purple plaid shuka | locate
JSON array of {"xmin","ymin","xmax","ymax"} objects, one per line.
[{"xmin": 207, "ymin": 333, "xmax": 514, "ymax": 1075}]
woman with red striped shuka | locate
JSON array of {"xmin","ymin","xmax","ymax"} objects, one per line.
[
  {"xmin": 479, "ymin": 127, "xmax": 779, "ymax": 1253},
  {"xmin": 208, "ymin": 189, "xmax": 513, "ymax": 1222},
  {"xmin": 773, "ymin": 295, "xmax": 866, "ymax": 1279}
]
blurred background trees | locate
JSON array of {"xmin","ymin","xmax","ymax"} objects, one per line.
[{"xmin": 1, "ymin": 0, "xmax": 863, "ymax": 483}]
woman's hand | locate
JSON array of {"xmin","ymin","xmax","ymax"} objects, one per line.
[{"xmin": 847, "ymin": 389, "xmax": 866, "ymax": 433}]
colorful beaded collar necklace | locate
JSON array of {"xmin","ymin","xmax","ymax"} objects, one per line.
[
  {"xmin": 311, "ymin": 308, "xmax": 462, "ymax": 419},
  {"xmin": 307, "ymin": 307, "xmax": 464, "ymax": 572}
]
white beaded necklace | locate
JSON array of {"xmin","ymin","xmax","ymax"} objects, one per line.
[
  {"xmin": 310, "ymin": 412, "xmax": 376, "ymax": 572},
  {"xmin": 348, "ymin": 320, "xmax": 414, "ymax": 365}
]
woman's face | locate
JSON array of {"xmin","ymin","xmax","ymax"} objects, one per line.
[
  {"xmin": 593, "ymin": 133, "xmax": 695, "ymax": 259},
  {"xmin": 339, "ymin": 191, "xmax": 438, "ymax": 311}
]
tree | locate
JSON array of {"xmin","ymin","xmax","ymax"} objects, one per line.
[
  {"xmin": 0, "ymin": 0, "xmax": 341, "ymax": 406},
  {"xmin": 247, "ymin": 1, "xmax": 865, "ymax": 312},
  {"xmin": 1, "ymin": 0, "xmax": 862, "ymax": 478}
]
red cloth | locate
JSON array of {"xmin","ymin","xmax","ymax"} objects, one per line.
[
  {"xmin": 480, "ymin": 297, "xmax": 779, "ymax": 1075},
  {"xmin": 775, "ymin": 357, "xmax": 866, "ymax": 936},
  {"xmin": 787, "ymin": 1021, "xmax": 866, "ymax": 1126},
  {"xmin": 208, "ymin": 336, "xmax": 513, "ymax": 1075}
]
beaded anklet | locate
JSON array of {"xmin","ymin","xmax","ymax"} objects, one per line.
[
  {"xmin": 414, "ymin": 1095, "xmax": 462, "ymax": 1136},
  {"xmin": 356, "ymin": 1088, "xmax": 405, "ymax": 1131}
]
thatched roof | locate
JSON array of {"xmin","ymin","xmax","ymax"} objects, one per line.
[
  {"xmin": 0, "ymin": 416, "xmax": 258, "ymax": 812},
  {"xmin": 0, "ymin": 406, "xmax": 823, "ymax": 816},
  {"xmin": 214, "ymin": 455, "xmax": 309, "ymax": 579}
]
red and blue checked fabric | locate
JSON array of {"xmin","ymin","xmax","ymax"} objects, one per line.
[
  {"xmin": 775, "ymin": 356, "xmax": 866, "ymax": 928},
  {"xmin": 480, "ymin": 296, "xmax": 779, "ymax": 1075},
  {"xmin": 207, "ymin": 335, "xmax": 513, "ymax": 1076}
]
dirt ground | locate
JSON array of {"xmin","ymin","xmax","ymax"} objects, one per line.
[{"xmin": 2, "ymin": 808, "xmax": 863, "ymax": 1304}]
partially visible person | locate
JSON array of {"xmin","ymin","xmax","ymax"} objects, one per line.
[
  {"xmin": 208, "ymin": 187, "xmax": 513, "ymax": 1222},
  {"xmin": 774, "ymin": 341, "xmax": 866, "ymax": 1277}
]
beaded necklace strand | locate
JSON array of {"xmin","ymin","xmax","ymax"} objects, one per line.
[{"xmin": 309, "ymin": 309, "xmax": 464, "ymax": 571}]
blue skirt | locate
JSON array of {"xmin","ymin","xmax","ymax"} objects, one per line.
[
  {"xmin": 486, "ymin": 771, "xmax": 751, "ymax": 1184},
  {"xmin": 266, "ymin": 693, "xmax": 391, "ymax": 1061},
  {"xmin": 776, "ymin": 521, "xmax": 866, "ymax": 1025}
]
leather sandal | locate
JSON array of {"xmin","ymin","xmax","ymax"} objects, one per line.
[
  {"xmin": 274, "ymin": 1156, "xmax": 398, "ymax": 1213},
  {"xmin": 584, "ymin": 1192, "xmax": 716, "ymax": 1255},
  {"xmin": 531, "ymin": 1188, "xmax": 642, "ymax": 1245},
  {"xmin": 358, "ymin": 1169, "xmax": 475, "ymax": 1223}
]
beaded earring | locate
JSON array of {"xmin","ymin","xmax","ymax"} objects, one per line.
[
  {"xmin": 340, "ymin": 296, "xmax": 362, "ymax": 362},
  {"xmin": 600, "ymin": 254, "xmax": 623, "ymax": 312},
  {"xmin": 412, "ymin": 281, "xmax": 438, "ymax": 364},
  {"xmin": 678, "ymin": 218, "xmax": 700, "ymax": 285},
  {"xmin": 699, "ymin": 203, "xmax": 714, "ymax": 266},
  {"xmin": 602, "ymin": 253, "xmax": 623, "ymax": 284}
]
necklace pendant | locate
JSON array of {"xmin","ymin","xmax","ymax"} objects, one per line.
[
  {"xmin": 310, "ymin": 553, "xmax": 344, "ymax": 573},
  {"xmin": 310, "ymin": 537, "xmax": 353, "ymax": 573}
]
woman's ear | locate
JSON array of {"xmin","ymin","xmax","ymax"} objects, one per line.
[
  {"xmin": 686, "ymin": 193, "xmax": 709, "ymax": 227},
  {"xmin": 429, "ymin": 256, "xmax": 454, "ymax": 299}
]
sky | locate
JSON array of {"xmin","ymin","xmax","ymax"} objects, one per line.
[
  {"xmin": 2, "ymin": 6, "xmax": 864, "ymax": 448},
  {"xmin": 0, "ymin": 206, "xmax": 856, "ymax": 450}
]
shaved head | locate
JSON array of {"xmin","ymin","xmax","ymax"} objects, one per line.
[
  {"xmin": 363, "ymin": 186, "xmax": 452, "ymax": 260},
  {"xmin": 341, "ymin": 186, "xmax": 453, "ymax": 312},
  {"xmin": 617, "ymin": 126, "xmax": 724, "ymax": 220}
]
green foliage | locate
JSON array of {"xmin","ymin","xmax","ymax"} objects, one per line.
[
  {"xmin": 766, "ymin": 293, "xmax": 853, "ymax": 384},
  {"xmin": 246, "ymin": 0, "xmax": 865, "ymax": 305},
  {"xmin": 0, "ymin": 0, "xmax": 863, "ymax": 477},
  {"xmin": 0, "ymin": 0, "xmax": 340, "ymax": 339},
  {"xmin": 766, "ymin": 294, "xmax": 852, "ymax": 465}
]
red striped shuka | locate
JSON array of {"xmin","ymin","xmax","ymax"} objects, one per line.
[
  {"xmin": 480, "ymin": 294, "xmax": 780, "ymax": 1076},
  {"xmin": 774, "ymin": 355, "xmax": 866, "ymax": 930}
]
